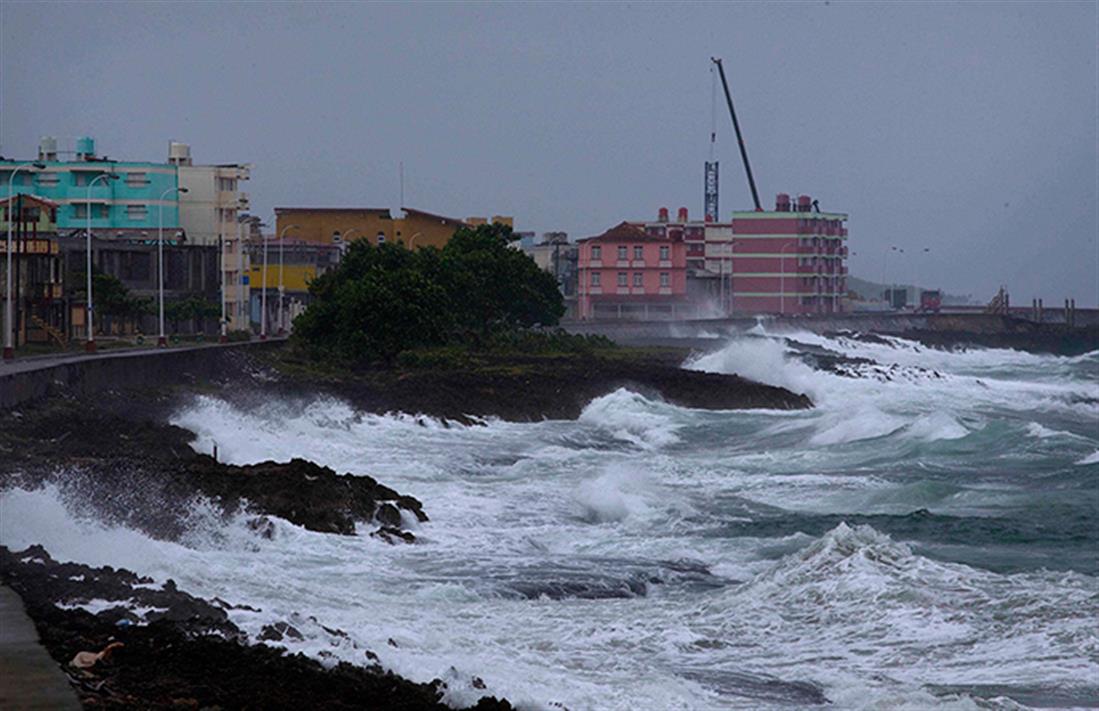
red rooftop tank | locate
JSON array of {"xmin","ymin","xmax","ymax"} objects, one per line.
[
  {"xmin": 776, "ymin": 193, "xmax": 791, "ymax": 212},
  {"xmin": 797, "ymin": 195, "xmax": 812, "ymax": 212},
  {"xmin": 677, "ymin": 207, "xmax": 689, "ymax": 222},
  {"xmin": 658, "ymin": 207, "xmax": 669, "ymax": 223}
]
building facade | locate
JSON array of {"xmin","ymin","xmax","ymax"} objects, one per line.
[
  {"xmin": 728, "ymin": 194, "xmax": 847, "ymax": 314},
  {"xmin": 246, "ymin": 240, "xmax": 342, "ymax": 334},
  {"xmin": 633, "ymin": 195, "xmax": 848, "ymax": 316},
  {"xmin": 0, "ymin": 137, "xmax": 180, "ymax": 233},
  {"xmin": 0, "ymin": 195, "xmax": 64, "ymax": 349},
  {"xmin": 577, "ymin": 222, "xmax": 688, "ymax": 320},
  {"xmin": 169, "ymin": 141, "xmax": 252, "ymax": 330},
  {"xmin": 273, "ymin": 206, "xmax": 469, "ymax": 251},
  {"xmin": 0, "ymin": 137, "xmax": 249, "ymax": 343}
]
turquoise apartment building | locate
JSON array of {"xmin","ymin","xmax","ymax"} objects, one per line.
[{"xmin": 0, "ymin": 136, "xmax": 181, "ymax": 234}]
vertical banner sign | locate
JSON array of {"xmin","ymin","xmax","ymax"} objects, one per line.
[{"xmin": 704, "ymin": 162, "xmax": 719, "ymax": 222}]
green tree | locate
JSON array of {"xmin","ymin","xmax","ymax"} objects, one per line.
[
  {"xmin": 292, "ymin": 224, "xmax": 565, "ymax": 364},
  {"xmin": 71, "ymin": 271, "xmax": 152, "ymax": 334},
  {"xmin": 440, "ymin": 223, "xmax": 565, "ymax": 338},
  {"xmin": 165, "ymin": 296, "xmax": 220, "ymax": 334},
  {"xmin": 293, "ymin": 241, "xmax": 451, "ymax": 364}
]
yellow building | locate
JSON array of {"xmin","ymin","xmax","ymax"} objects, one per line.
[{"xmin": 274, "ymin": 206, "xmax": 474, "ymax": 251}]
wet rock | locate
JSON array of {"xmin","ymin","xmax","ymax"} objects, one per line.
[
  {"xmin": 371, "ymin": 527, "xmax": 416, "ymax": 545},
  {"xmin": 1, "ymin": 545, "xmax": 512, "ymax": 711},
  {"xmin": 375, "ymin": 502, "xmax": 402, "ymax": 527},
  {"xmin": 259, "ymin": 622, "xmax": 303, "ymax": 642},
  {"xmin": 0, "ymin": 393, "xmax": 429, "ymax": 541},
  {"xmin": 262, "ymin": 347, "xmax": 813, "ymax": 423},
  {"xmin": 247, "ymin": 516, "xmax": 277, "ymax": 539},
  {"xmin": 182, "ymin": 457, "xmax": 427, "ymax": 536}
]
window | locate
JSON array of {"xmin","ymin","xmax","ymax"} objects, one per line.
[
  {"xmin": 591, "ymin": 245, "xmax": 601, "ymax": 260},
  {"xmin": 37, "ymin": 173, "xmax": 59, "ymax": 186},
  {"xmin": 633, "ymin": 245, "xmax": 643, "ymax": 261},
  {"xmin": 659, "ymin": 272, "xmax": 670, "ymax": 288},
  {"xmin": 72, "ymin": 204, "xmax": 88, "ymax": 219},
  {"xmin": 121, "ymin": 252, "xmax": 150, "ymax": 281},
  {"xmin": 633, "ymin": 272, "xmax": 643, "ymax": 287},
  {"xmin": 217, "ymin": 177, "xmax": 237, "ymax": 192},
  {"xmin": 591, "ymin": 272, "xmax": 601, "ymax": 286},
  {"xmin": 617, "ymin": 245, "xmax": 627, "ymax": 261},
  {"xmin": 659, "ymin": 245, "xmax": 670, "ymax": 261},
  {"xmin": 127, "ymin": 204, "xmax": 148, "ymax": 220},
  {"xmin": 376, "ymin": 231, "xmax": 386, "ymax": 244},
  {"xmin": 125, "ymin": 172, "xmax": 148, "ymax": 186},
  {"xmin": 617, "ymin": 272, "xmax": 628, "ymax": 287}
]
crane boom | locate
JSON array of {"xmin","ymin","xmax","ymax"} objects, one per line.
[{"xmin": 711, "ymin": 57, "xmax": 762, "ymax": 212}]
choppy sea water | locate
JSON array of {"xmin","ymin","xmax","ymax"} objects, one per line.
[{"xmin": 3, "ymin": 329, "xmax": 1098, "ymax": 710}]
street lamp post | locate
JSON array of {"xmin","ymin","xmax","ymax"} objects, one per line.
[
  {"xmin": 277, "ymin": 223, "xmax": 299, "ymax": 335},
  {"xmin": 220, "ymin": 234, "xmax": 228, "ymax": 343},
  {"xmin": 85, "ymin": 172, "xmax": 119, "ymax": 353},
  {"xmin": 915, "ymin": 247, "xmax": 930, "ymax": 302},
  {"xmin": 157, "ymin": 186, "xmax": 188, "ymax": 347},
  {"xmin": 260, "ymin": 231, "xmax": 269, "ymax": 340},
  {"xmin": 779, "ymin": 242, "xmax": 797, "ymax": 316},
  {"xmin": 727, "ymin": 240, "xmax": 737, "ymax": 316},
  {"xmin": 4, "ymin": 161, "xmax": 45, "ymax": 360}
]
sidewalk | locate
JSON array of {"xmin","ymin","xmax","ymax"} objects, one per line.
[
  {"xmin": 0, "ymin": 336, "xmax": 288, "ymax": 377},
  {"xmin": 0, "ymin": 585, "xmax": 81, "ymax": 710}
]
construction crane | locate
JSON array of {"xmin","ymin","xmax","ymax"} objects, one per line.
[{"xmin": 711, "ymin": 57, "xmax": 762, "ymax": 212}]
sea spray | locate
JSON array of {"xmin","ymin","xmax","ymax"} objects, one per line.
[{"xmin": 6, "ymin": 332, "xmax": 1097, "ymax": 709}]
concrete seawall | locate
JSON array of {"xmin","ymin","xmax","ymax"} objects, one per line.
[
  {"xmin": 564, "ymin": 313, "xmax": 1098, "ymax": 354},
  {"xmin": 0, "ymin": 340, "xmax": 285, "ymax": 411}
]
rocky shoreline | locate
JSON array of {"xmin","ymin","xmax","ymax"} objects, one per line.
[
  {"xmin": 0, "ymin": 346, "xmax": 813, "ymax": 709},
  {"xmin": 0, "ymin": 546, "xmax": 511, "ymax": 710},
  {"xmin": 261, "ymin": 346, "xmax": 813, "ymax": 422}
]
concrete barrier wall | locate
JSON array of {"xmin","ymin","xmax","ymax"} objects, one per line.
[
  {"xmin": 0, "ymin": 341, "xmax": 285, "ymax": 411},
  {"xmin": 563, "ymin": 312, "xmax": 1093, "ymax": 344}
]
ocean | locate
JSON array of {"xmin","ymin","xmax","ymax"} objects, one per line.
[{"xmin": 3, "ymin": 328, "xmax": 1097, "ymax": 709}]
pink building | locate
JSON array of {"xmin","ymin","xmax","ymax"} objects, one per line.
[
  {"xmin": 729, "ymin": 194, "xmax": 848, "ymax": 315},
  {"xmin": 635, "ymin": 196, "xmax": 848, "ymax": 316},
  {"xmin": 577, "ymin": 222, "xmax": 688, "ymax": 320}
]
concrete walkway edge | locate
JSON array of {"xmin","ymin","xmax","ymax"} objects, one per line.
[{"xmin": 0, "ymin": 585, "xmax": 81, "ymax": 710}]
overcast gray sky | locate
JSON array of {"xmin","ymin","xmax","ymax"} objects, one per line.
[{"xmin": 2, "ymin": 1, "xmax": 1096, "ymax": 304}]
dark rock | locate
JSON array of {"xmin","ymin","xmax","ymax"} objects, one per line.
[
  {"xmin": 371, "ymin": 527, "xmax": 416, "ymax": 545},
  {"xmin": 259, "ymin": 622, "xmax": 303, "ymax": 642},
  {"xmin": 1, "ymin": 545, "xmax": 512, "ymax": 710},
  {"xmin": 0, "ymin": 394, "xmax": 428, "ymax": 541},
  {"xmin": 375, "ymin": 502, "xmax": 402, "ymax": 527},
  {"xmin": 256, "ymin": 347, "xmax": 813, "ymax": 424}
]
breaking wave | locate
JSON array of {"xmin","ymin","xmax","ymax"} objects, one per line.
[{"xmin": 5, "ymin": 327, "xmax": 1097, "ymax": 709}]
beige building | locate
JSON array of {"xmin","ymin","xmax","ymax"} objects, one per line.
[{"xmin": 169, "ymin": 142, "xmax": 252, "ymax": 330}]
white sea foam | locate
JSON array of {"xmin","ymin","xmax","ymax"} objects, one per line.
[
  {"xmin": 1077, "ymin": 450, "xmax": 1099, "ymax": 466},
  {"xmin": 573, "ymin": 462, "xmax": 657, "ymax": 523},
  {"xmin": 577, "ymin": 388, "xmax": 683, "ymax": 449},
  {"xmin": 6, "ymin": 332, "xmax": 1098, "ymax": 710},
  {"xmin": 904, "ymin": 412, "xmax": 970, "ymax": 441}
]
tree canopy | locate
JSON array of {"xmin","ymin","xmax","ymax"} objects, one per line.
[{"xmin": 292, "ymin": 223, "xmax": 565, "ymax": 363}]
